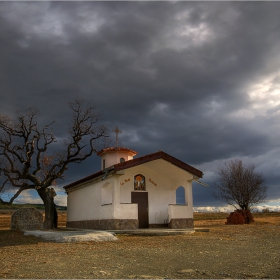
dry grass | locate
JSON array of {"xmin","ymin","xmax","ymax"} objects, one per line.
[
  {"xmin": 194, "ymin": 211, "xmax": 280, "ymax": 227},
  {"xmin": 0, "ymin": 210, "xmax": 279, "ymax": 279},
  {"xmin": 0, "ymin": 210, "xmax": 67, "ymax": 229},
  {"xmin": 1, "ymin": 209, "xmax": 279, "ymax": 229}
]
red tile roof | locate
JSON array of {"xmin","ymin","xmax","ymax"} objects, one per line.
[
  {"xmin": 64, "ymin": 150, "xmax": 203, "ymax": 190},
  {"xmin": 97, "ymin": 147, "xmax": 137, "ymax": 156},
  {"xmin": 114, "ymin": 150, "xmax": 203, "ymax": 177}
]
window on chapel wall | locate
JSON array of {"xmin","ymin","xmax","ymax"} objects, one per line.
[
  {"xmin": 120, "ymin": 157, "xmax": 125, "ymax": 163},
  {"xmin": 134, "ymin": 174, "xmax": 146, "ymax": 191},
  {"xmin": 176, "ymin": 186, "xmax": 186, "ymax": 204}
]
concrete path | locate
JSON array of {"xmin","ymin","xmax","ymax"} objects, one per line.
[
  {"xmin": 24, "ymin": 229, "xmax": 118, "ymax": 242},
  {"xmin": 107, "ymin": 228, "xmax": 196, "ymax": 236},
  {"xmin": 24, "ymin": 227, "xmax": 208, "ymax": 242}
]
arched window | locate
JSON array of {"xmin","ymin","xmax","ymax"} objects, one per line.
[
  {"xmin": 120, "ymin": 157, "xmax": 125, "ymax": 163},
  {"xmin": 176, "ymin": 186, "xmax": 186, "ymax": 204},
  {"xmin": 134, "ymin": 174, "xmax": 146, "ymax": 191}
]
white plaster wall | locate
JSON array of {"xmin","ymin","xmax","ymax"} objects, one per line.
[
  {"xmin": 114, "ymin": 203, "xmax": 138, "ymax": 219},
  {"xmin": 99, "ymin": 176, "xmax": 137, "ymax": 220},
  {"xmin": 167, "ymin": 180, "xmax": 194, "ymax": 220},
  {"xmin": 100, "ymin": 151, "xmax": 134, "ymax": 169},
  {"xmin": 67, "ymin": 159, "xmax": 195, "ymax": 224},
  {"xmin": 100, "ymin": 204, "xmax": 114, "ymax": 219},
  {"xmin": 168, "ymin": 204, "xmax": 193, "ymax": 220},
  {"xmin": 101, "ymin": 182, "xmax": 113, "ymax": 205},
  {"xmin": 67, "ymin": 182, "xmax": 102, "ymax": 221},
  {"xmin": 185, "ymin": 180, "xmax": 193, "ymax": 209},
  {"xmin": 147, "ymin": 173, "xmax": 174, "ymax": 224},
  {"xmin": 117, "ymin": 165, "xmax": 185, "ymax": 224},
  {"xmin": 186, "ymin": 180, "xmax": 194, "ymax": 218},
  {"xmin": 120, "ymin": 176, "xmax": 134, "ymax": 203},
  {"xmin": 67, "ymin": 175, "xmax": 136, "ymax": 222}
]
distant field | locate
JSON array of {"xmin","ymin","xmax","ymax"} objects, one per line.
[
  {"xmin": 0, "ymin": 203, "xmax": 66, "ymax": 210},
  {"xmin": 193, "ymin": 211, "xmax": 280, "ymax": 227},
  {"xmin": 193, "ymin": 211, "xmax": 280, "ymax": 220},
  {"xmin": 0, "ymin": 209, "xmax": 279, "ymax": 229},
  {"xmin": 0, "ymin": 210, "xmax": 67, "ymax": 229}
]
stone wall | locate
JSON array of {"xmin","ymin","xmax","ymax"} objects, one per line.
[
  {"xmin": 11, "ymin": 208, "xmax": 43, "ymax": 230},
  {"xmin": 67, "ymin": 218, "xmax": 195, "ymax": 230},
  {"xmin": 149, "ymin": 224, "xmax": 168, "ymax": 228},
  {"xmin": 67, "ymin": 219, "xmax": 139, "ymax": 230},
  {"xmin": 168, "ymin": 218, "xmax": 194, "ymax": 229}
]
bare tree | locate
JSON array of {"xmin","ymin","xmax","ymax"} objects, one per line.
[
  {"xmin": 212, "ymin": 159, "xmax": 267, "ymax": 210},
  {"xmin": 0, "ymin": 98, "xmax": 107, "ymax": 229}
]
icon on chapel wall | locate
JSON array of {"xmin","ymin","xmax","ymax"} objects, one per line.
[{"xmin": 134, "ymin": 174, "xmax": 145, "ymax": 191}]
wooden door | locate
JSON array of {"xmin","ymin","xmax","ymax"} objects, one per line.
[{"xmin": 131, "ymin": 192, "xmax": 149, "ymax": 228}]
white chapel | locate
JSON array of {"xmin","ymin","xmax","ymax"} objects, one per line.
[{"xmin": 64, "ymin": 128, "xmax": 203, "ymax": 230}]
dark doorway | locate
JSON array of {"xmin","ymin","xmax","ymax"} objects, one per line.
[{"xmin": 131, "ymin": 191, "xmax": 149, "ymax": 228}]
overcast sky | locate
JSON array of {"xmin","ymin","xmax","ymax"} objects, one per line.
[{"xmin": 1, "ymin": 1, "xmax": 280, "ymax": 211}]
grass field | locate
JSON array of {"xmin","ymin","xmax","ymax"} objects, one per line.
[
  {"xmin": 0, "ymin": 209, "xmax": 279, "ymax": 229},
  {"xmin": 0, "ymin": 210, "xmax": 67, "ymax": 229},
  {"xmin": 0, "ymin": 203, "xmax": 67, "ymax": 210},
  {"xmin": 194, "ymin": 211, "xmax": 280, "ymax": 220},
  {"xmin": 1, "ymin": 209, "xmax": 279, "ymax": 279},
  {"xmin": 193, "ymin": 211, "xmax": 280, "ymax": 227}
]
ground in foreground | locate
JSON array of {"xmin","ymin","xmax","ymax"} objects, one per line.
[{"xmin": 0, "ymin": 212, "xmax": 279, "ymax": 279}]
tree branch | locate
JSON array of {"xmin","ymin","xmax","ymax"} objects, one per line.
[{"xmin": 212, "ymin": 159, "xmax": 267, "ymax": 210}]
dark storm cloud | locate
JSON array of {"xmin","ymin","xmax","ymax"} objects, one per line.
[{"xmin": 0, "ymin": 2, "xmax": 280, "ymax": 207}]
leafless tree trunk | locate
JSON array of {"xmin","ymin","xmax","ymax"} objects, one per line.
[
  {"xmin": 37, "ymin": 188, "xmax": 57, "ymax": 229},
  {"xmin": 0, "ymin": 98, "xmax": 107, "ymax": 229},
  {"xmin": 212, "ymin": 159, "xmax": 267, "ymax": 210}
]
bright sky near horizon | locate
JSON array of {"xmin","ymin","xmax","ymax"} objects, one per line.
[{"xmin": 0, "ymin": 2, "xmax": 280, "ymax": 211}]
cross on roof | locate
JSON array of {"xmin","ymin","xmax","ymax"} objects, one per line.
[{"xmin": 112, "ymin": 126, "xmax": 122, "ymax": 147}]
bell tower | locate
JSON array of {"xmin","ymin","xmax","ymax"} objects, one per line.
[{"xmin": 97, "ymin": 126, "xmax": 137, "ymax": 170}]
